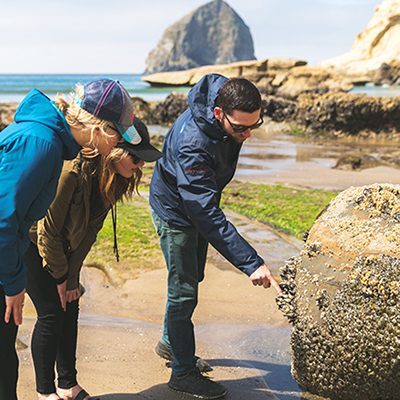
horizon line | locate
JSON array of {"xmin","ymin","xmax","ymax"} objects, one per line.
[{"xmin": 0, "ymin": 72, "xmax": 143, "ymax": 75}]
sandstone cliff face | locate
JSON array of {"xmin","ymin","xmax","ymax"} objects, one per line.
[
  {"xmin": 321, "ymin": 0, "xmax": 400, "ymax": 75},
  {"xmin": 144, "ymin": 0, "xmax": 255, "ymax": 74}
]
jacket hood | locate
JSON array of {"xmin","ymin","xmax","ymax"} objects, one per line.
[
  {"xmin": 14, "ymin": 89, "xmax": 81, "ymax": 160},
  {"xmin": 188, "ymin": 74, "xmax": 229, "ymax": 140}
]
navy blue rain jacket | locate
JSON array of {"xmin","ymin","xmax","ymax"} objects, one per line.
[
  {"xmin": 0, "ymin": 90, "xmax": 81, "ymax": 296},
  {"xmin": 150, "ymin": 74, "xmax": 264, "ymax": 276}
]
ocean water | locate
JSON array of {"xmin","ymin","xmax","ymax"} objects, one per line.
[
  {"xmin": 0, "ymin": 74, "xmax": 398, "ymax": 104},
  {"xmin": 0, "ymin": 74, "xmax": 190, "ymax": 103},
  {"xmin": 350, "ymin": 84, "xmax": 400, "ymax": 97}
]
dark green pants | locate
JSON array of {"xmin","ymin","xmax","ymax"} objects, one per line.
[{"xmin": 152, "ymin": 210, "xmax": 208, "ymax": 375}]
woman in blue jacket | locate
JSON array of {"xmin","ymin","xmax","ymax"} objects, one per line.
[
  {"xmin": 26, "ymin": 118, "xmax": 161, "ymax": 400},
  {"xmin": 0, "ymin": 78, "xmax": 140, "ymax": 400}
]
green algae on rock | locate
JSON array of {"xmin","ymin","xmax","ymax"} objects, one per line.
[{"xmin": 277, "ymin": 184, "xmax": 400, "ymax": 400}]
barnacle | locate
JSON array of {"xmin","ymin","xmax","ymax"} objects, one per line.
[{"xmin": 277, "ymin": 184, "xmax": 400, "ymax": 400}]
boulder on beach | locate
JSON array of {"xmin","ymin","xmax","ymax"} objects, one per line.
[
  {"xmin": 144, "ymin": 0, "xmax": 256, "ymax": 75},
  {"xmin": 321, "ymin": 0, "xmax": 400, "ymax": 77},
  {"xmin": 277, "ymin": 184, "xmax": 400, "ymax": 400}
]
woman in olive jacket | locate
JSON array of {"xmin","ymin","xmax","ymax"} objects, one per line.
[{"xmin": 25, "ymin": 118, "xmax": 162, "ymax": 400}]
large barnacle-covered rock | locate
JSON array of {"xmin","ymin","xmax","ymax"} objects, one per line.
[{"xmin": 277, "ymin": 184, "xmax": 400, "ymax": 400}]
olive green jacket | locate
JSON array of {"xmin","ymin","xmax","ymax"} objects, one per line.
[{"xmin": 29, "ymin": 159, "xmax": 109, "ymax": 290}]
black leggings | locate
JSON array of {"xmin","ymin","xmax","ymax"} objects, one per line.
[
  {"xmin": 0, "ymin": 285, "xmax": 19, "ymax": 400},
  {"xmin": 25, "ymin": 243, "xmax": 79, "ymax": 395}
]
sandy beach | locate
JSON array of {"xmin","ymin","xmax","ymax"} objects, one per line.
[{"xmin": 17, "ymin": 210, "xmax": 303, "ymax": 400}]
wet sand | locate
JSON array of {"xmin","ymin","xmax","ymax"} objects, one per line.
[
  {"xmin": 18, "ymin": 210, "xmax": 306, "ymax": 400},
  {"xmin": 236, "ymin": 131, "xmax": 400, "ymax": 191}
]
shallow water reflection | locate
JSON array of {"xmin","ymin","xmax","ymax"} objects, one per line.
[{"xmin": 237, "ymin": 132, "xmax": 400, "ymax": 179}]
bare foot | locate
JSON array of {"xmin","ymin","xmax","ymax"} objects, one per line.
[
  {"xmin": 57, "ymin": 384, "xmax": 90, "ymax": 400},
  {"xmin": 38, "ymin": 394, "xmax": 61, "ymax": 400}
]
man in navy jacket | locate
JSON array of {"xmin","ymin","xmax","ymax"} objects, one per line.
[{"xmin": 150, "ymin": 73, "xmax": 281, "ymax": 399}]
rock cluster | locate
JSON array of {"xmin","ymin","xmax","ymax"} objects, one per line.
[
  {"xmin": 0, "ymin": 96, "xmax": 188, "ymax": 132},
  {"xmin": 143, "ymin": 59, "xmax": 306, "ymax": 87},
  {"xmin": 261, "ymin": 66, "xmax": 353, "ymax": 99},
  {"xmin": 2, "ymin": 91, "xmax": 399, "ymax": 137},
  {"xmin": 295, "ymin": 92, "xmax": 400, "ymax": 135},
  {"xmin": 131, "ymin": 93, "xmax": 189, "ymax": 127},
  {"xmin": 150, "ymin": 93, "xmax": 188, "ymax": 126},
  {"xmin": 143, "ymin": 58, "xmax": 353, "ymax": 99},
  {"xmin": 277, "ymin": 184, "xmax": 400, "ymax": 400},
  {"xmin": 263, "ymin": 91, "xmax": 400, "ymax": 137},
  {"xmin": 144, "ymin": 0, "xmax": 255, "ymax": 74}
]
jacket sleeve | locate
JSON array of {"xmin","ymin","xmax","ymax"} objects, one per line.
[
  {"xmin": 36, "ymin": 167, "xmax": 77, "ymax": 282},
  {"xmin": 0, "ymin": 136, "xmax": 59, "ymax": 296},
  {"xmin": 175, "ymin": 141, "xmax": 264, "ymax": 276},
  {"xmin": 66, "ymin": 209, "xmax": 109, "ymax": 290}
]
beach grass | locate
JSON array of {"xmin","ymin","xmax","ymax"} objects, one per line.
[
  {"xmin": 85, "ymin": 194, "xmax": 164, "ymax": 283},
  {"xmin": 86, "ymin": 180, "xmax": 338, "ymax": 282},
  {"xmin": 222, "ymin": 181, "xmax": 338, "ymax": 240}
]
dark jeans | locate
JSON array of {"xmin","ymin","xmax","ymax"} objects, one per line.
[
  {"xmin": 25, "ymin": 243, "xmax": 79, "ymax": 394},
  {"xmin": 0, "ymin": 285, "xmax": 19, "ymax": 400},
  {"xmin": 152, "ymin": 211, "xmax": 208, "ymax": 376}
]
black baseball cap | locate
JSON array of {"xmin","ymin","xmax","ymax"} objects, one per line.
[
  {"xmin": 117, "ymin": 117, "xmax": 162, "ymax": 162},
  {"xmin": 76, "ymin": 78, "xmax": 141, "ymax": 145}
]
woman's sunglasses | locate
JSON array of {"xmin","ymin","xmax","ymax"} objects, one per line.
[{"xmin": 131, "ymin": 154, "xmax": 142, "ymax": 164}]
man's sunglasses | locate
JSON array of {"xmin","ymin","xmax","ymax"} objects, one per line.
[{"xmin": 223, "ymin": 112, "xmax": 264, "ymax": 133}]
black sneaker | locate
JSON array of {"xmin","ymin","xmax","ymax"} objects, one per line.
[
  {"xmin": 168, "ymin": 368, "xmax": 227, "ymax": 399},
  {"xmin": 155, "ymin": 341, "xmax": 213, "ymax": 372},
  {"xmin": 155, "ymin": 340, "xmax": 173, "ymax": 361}
]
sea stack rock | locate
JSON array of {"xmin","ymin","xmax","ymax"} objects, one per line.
[
  {"xmin": 277, "ymin": 184, "xmax": 400, "ymax": 400},
  {"xmin": 144, "ymin": 0, "xmax": 256, "ymax": 75},
  {"xmin": 321, "ymin": 0, "xmax": 400, "ymax": 75}
]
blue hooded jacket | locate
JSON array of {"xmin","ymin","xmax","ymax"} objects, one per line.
[
  {"xmin": 150, "ymin": 74, "xmax": 264, "ymax": 276},
  {"xmin": 0, "ymin": 90, "xmax": 81, "ymax": 296}
]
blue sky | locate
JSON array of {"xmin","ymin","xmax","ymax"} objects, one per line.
[{"xmin": 0, "ymin": 0, "xmax": 380, "ymax": 73}]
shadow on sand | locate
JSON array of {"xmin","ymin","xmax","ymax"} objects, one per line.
[{"xmin": 93, "ymin": 358, "xmax": 307, "ymax": 400}]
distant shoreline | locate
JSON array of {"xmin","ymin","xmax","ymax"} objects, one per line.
[{"xmin": 0, "ymin": 73, "xmax": 190, "ymax": 103}]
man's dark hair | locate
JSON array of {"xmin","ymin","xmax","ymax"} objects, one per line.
[{"xmin": 215, "ymin": 78, "xmax": 261, "ymax": 114}]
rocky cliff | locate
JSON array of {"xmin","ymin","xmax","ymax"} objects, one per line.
[
  {"xmin": 144, "ymin": 0, "xmax": 255, "ymax": 74},
  {"xmin": 321, "ymin": 0, "xmax": 400, "ymax": 76}
]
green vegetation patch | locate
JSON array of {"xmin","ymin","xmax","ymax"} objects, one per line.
[
  {"xmin": 86, "ymin": 195, "xmax": 163, "ymax": 282},
  {"xmin": 222, "ymin": 181, "xmax": 338, "ymax": 240},
  {"xmin": 86, "ymin": 180, "xmax": 338, "ymax": 282}
]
